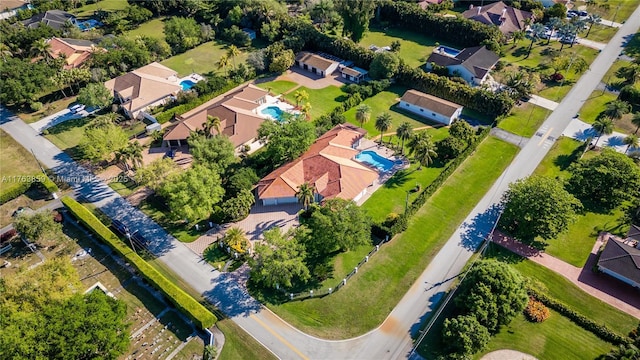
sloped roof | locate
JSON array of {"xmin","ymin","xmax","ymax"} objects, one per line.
[
  {"xmin": 462, "ymin": 1, "xmax": 533, "ymax": 35},
  {"xmin": 163, "ymin": 83, "xmax": 268, "ymax": 148},
  {"xmin": 598, "ymin": 238, "xmax": 640, "ymax": 285},
  {"xmin": 295, "ymin": 52, "xmax": 338, "ymax": 72},
  {"xmin": 2, "ymin": 0, "xmax": 29, "ymax": 11},
  {"xmin": 426, "ymin": 46, "xmax": 499, "ymax": 79},
  {"xmin": 257, "ymin": 124, "xmax": 378, "ymax": 201},
  {"xmin": 400, "ymin": 90, "xmax": 463, "ymax": 117},
  {"xmin": 627, "ymin": 224, "xmax": 640, "ymax": 242},
  {"xmin": 47, "ymin": 37, "xmax": 97, "ymax": 69},
  {"xmin": 341, "ymin": 67, "xmax": 365, "ymax": 77},
  {"xmin": 22, "ymin": 10, "xmax": 75, "ymax": 30},
  {"xmin": 104, "ymin": 62, "xmax": 180, "ymax": 114}
]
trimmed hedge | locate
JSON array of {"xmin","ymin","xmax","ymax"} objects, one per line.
[
  {"xmin": 38, "ymin": 174, "xmax": 59, "ymax": 194},
  {"xmin": 61, "ymin": 197, "xmax": 217, "ymax": 329},
  {"xmin": 0, "ymin": 180, "xmax": 32, "ymax": 204},
  {"xmin": 528, "ymin": 288, "xmax": 629, "ymax": 345}
]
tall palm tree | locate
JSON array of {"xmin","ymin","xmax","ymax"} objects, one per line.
[
  {"xmin": 526, "ymin": 23, "xmax": 547, "ymax": 58},
  {"xmin": 202, "ymin": 115, "xmax": 221, "ymax": 137},
  {"xmin": 546, "ymin": 17, "xmax": 563, "ymax": 44},
  {"xmin": 584, "ymin": 13, "xmax": 602, "ymax": 38},
  {"xmin": 616, "ymin": 63, "xmax": 640, "ymax": 84},
  {"xmin": 407, "ymin": 131, "xmax": 437, "ymax": 170},
  {"xmin": 114, "ymin": 148, "xmax": 131, "ymax": 171},
  {"xmin": 296, "ymin": 182, "xmax": 315, "ymax": 210},
  {"xmin": 396, "ymin": 122, "xmax": 412, "ymax": 155},
  {"xmin": 623, "ymin": 134, "xmax": 639, "ymax": 154},
  {"xmin": 293, "ymin": 90, "xmax": 309, "ymax": 107},
  {"xmin": 592, "ymin": 117, "xmax": 614, "ymax": 148},
  {"xmin": 375, "ymin": 112, "xmax": 392, "ymax": 144},
  {"xmin": 224, "ymin": 227, "xmax": 249, "ymax": 254},
  {"xmin": 300, "ymin": 102, "xmax": 312, "ymax": 117},
  {"xmin": 226, "ymin": 45, "xmax": 240, "ymax": 69},
  {"xmin": 603, "ymin": 100, "xmax": 631, "ymax": 121},
  {"xmin": 216, "ymin": 55, "xmax": 230, "ymax": 76},
  {"xmin": 127, "ymin": 141, "xmax": 144, "ymax": 169},
  {"xmin": 30, "ymin": 39, "xmax": 51, "ymax": 62},
  {"xmin": 557, "ymin": 23, "xmax": 577, "ymax": 51},
  {"xmin": 512, "ymin": 30, "xmax": 525, "ymax": 46},
  {"xmin": 631, "ymin": 112, "xmax": 640, "ymax": 134},
  {"xmin": 355, "ymin": 104, "xmax": 371, "ymax": 128}
]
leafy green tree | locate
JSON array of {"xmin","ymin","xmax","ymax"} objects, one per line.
[
  {"xmin": 396, "ymin": 121, "xmax": 412, "ymax": 155},
  {"xmin": 250, "ymin": 227, "xmax": 310, "ymax": 289},
  {"xmin": 79, "ymin": 122, "xmax": 128, "ymax": 163},
  {"xmin": 220, "ymin": 189, "xmax": 254, "ymax": 222},
  {"xmin": 442, "ymin": 315, "xmax": 491, "ymax": 355},
  {"xmin": 568, "ymin": 149, "xmax": 640, "ymax": 210},
  {"xmin": 592, "ymin": 117, "xmax": 614, "ymax": 147},
  {"xmin": 300, "ymin": 198, "xmax": 371, "ymax": 257},
  {"xmin": 135, "ymin": 157, "xmax": 178, "ymax": 191},
  {"xmin": 77, "ymin": 83, "xmax": 113, "ymax": 108},
  {"xmin": 369, "ymin": 51, "xmax": 400, "ymax": 80},
  {"xmin": 13, "ymin": 210, "xmax": 63, "ymax": 248},
  {"xmin": 603, "ymin": 343, "xmax": 640, "ymax": 360},
  {"xmin": 545, "ymin": 3, "xmax": 567, "ymax": 19},
  {"xmin": 164, "ymin": 17, "xmax": 202, "ymax": 53},
  {"xmin": 335, "ymin": 0, "xmax": 376, "ymax": 42},
  {"xmin": 512, "ymin": 30, "xmax": 525, "ymax": 45},
  {"xmin": 500, "ymin": 176, "xmax": 582, "ymax": 242},
  {"xmin": 407, "ymin": 131, "xmax": 437, "ymax": 170},
  {"xmin": 0, "ymin": 58, "xmax": 56, "ymax": 106},
  {"xmin": 455, "ymin": 260, "xmax": 528, "ymax": 333},
  {"xmin": 159, "ymin": 165, "xmax": 225, "ymax": 223},
  {"xmin": 449, "ymin": 120, "xmax": 476, "ymax": 145},
  {"xmin": 311, "ymin": 0, "xmax": 340, "ymax": 32},
  {"xmin": 296, "ymin": 182, "xmax": 316, "ymax": 210},
  {"xmin": 188, "ymin": 133, "xmax": 237, "ymax": 172},
  {"xmin": 258, "ymin": 117, "xmax": 316, "ymax": 166},
  {"xmin": 375, "ymin": 112, "xmax": 392, "ymax": 144},
  {"xmin": 268, "ymin": 49, "xmax": 295, "ymax": 73},
  {"xmin": 435, "ymin": 136, "xmax": 465, "ymax": 160},
  {"xmin": 224, "ymin": 227, "xmax": 250, "ymax": 254},
  {"xmin": 355, "ymin": 104, "xmax": 371, "ymax": 128},
  {"xmin": 226, "ymin": 167, "xmax": 259, "ymax": 197}
]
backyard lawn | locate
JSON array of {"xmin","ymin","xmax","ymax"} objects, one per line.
[
  {"xmin": 343, "ymin": 85, "xmax": 447, "ymax": 139},
  {"xmin": 17, "ymin": 96, "xmax": 78, "ymax": 124},
  {"xmin": 71, "ymin": 0, "xmax": 129, "ymax": 17},
  {"xmin": 255, "ymin": 80, "xmax": 298, "ymax": 96},
  {"xmin": 126, "ymin": 17, "xmax": 166, "ymax": 41},
  {"xmin": 161, "ymin": 41, "xmax": 251, "ymax": 77},
  {"xmin": 283, "ymin": 85, "xmax": 348, "ymax": 119},
  {"xmin": 267, "ymin": 136, "xmax": 519, "ymax": 339},
  {"xmin": 583, "ymin": 23, "xmax": 619, "ymax": 43},
  {"xmin": 0, "ymin": 129, "xmax": 42, "ymax": 201},
  {"xmin": 359, "ymin": 27, "xmax": 442, "ymax": 68},
  {"xmin": 587, "ymin": 0, "xmax": 640, "ymax": 24},
  {"xmin": 498, "ymin": 102, "xmax": 550, "ymax": 138}
]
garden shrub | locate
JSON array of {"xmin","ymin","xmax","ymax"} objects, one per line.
[
  {"xmin": 30, "ymin": 101, "xmax": 43, "ymax": 112},
  {"xmin": 0, "ymin": 181, "xmax": 32, "ymax": 204},
  {"xmin": 524, "ymin": 297, "xmax": 550, "ymax": 322}
]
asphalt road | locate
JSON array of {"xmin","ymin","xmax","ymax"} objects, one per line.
[{"xmin": 1, "ymin": 6, "xmax": 638, "ymax": 358}]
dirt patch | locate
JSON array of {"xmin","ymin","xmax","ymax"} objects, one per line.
[
  {"xmin": 126, "ymin": 187, "xmax": 154, "ymax": 207},
  {"xmin": 480, "ymin": 349, "xmax": 538, "ymax": 360}
]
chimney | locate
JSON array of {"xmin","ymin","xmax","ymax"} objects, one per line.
[{"xmin": 477, "ymin": 6, "xmax": 481, "ymax": 15}]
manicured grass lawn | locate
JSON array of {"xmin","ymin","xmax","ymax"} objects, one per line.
[
  {"xmin": 533, "ymin": 136, "xmax": 583, "ymax": 179},
  {"xmin": 44, "ymin": 117, "xmax": 94, "ymax": 158},
  {"xmin": 0, "ymin": 129, "xmax": 42, "ymax": 195},
  {"xmin": 161, "ymin": 41, "xmax": 250, "ymax": 77},
  {"xmin": 284, "ymin": 85, "xmax": 347, "ymax": 119},
  {"xmin": 267, "ymin": 136, "xmax": 519, "ymax": 339},
  {"xmin": 477, "ymin": 311, "xmax": 612, "ymax": 360},
  {"xmin": 583, "ymin": 23, "xmax": 619, "ymax": 43},
  {"xmin": 126, "ymin": 17, "xmax": 165, "ymax": 41},
  {"xmin": 71, "ymin": 0, "xmax": 129, "ymax": 17},
  {"xmin": 579, "ymin": 90, "xmax": 617, "ymax": 124},
  {"xmin": 498, "ymin": 102, "xmax": 550, "ymax": 137},
  {"xmin": 217, "ymin": 320, "xmax": 278, "ymax": 360},
  {"xmin": 587, "ymin": 0, "xmax": 640, "ymax": 24},
  {"xmin": 17, "ymin": 96, "xmax": 78, "ymax": 124},
  {"xmin": 255, "ymin": 80, "xmax": 298, "ymax": 96},
  {"xmin": 359, "ymin": 27, "xmax": 441, "ymax": 68},
  {"xmin": 343, "ymin": 85, "xmax": 447, "ymax": 138}
]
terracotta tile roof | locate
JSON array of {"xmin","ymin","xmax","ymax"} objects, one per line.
[
  {"xmin": 295, "ymin": 52, "xmax": 338, "ymax": 72},
  {"xmin": 400, "ymin": 90, "xmax": 463, "ymax": 117},
  {"xmin": 257, "ymin": 124, "xmax": 378, "ymax": 202},
  {"xmin": 47, "ymin": 37, "xmax": 98, "ymax": 69},
  {"xmin": 598, "ymin": 238, "xmax": 640, "ymax": 285},
  {"xmin": 462, "ymin": 1, "xmax": 534, "ymax": 35},
  {"xmin": 163, "ymin": 83, "xmax": 268, "ymax": 147}
]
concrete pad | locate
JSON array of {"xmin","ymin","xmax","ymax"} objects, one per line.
[{"xmin": 562, "ymin": 118, "xmax": 637, "ymax": 153}]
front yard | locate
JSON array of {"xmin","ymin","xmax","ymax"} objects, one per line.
[
  {"xmin": 359, "ymin": 27, "xmax": 442, "ymax": 68},
  {"xmin": 498, "ymin": 102, "xmax": 550, "ymax": 138}
]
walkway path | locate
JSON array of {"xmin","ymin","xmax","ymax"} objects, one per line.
[
  {"xmin": 492, "ymin": 231, "xmax": 640, "ymax": 319},
  {"xmin": 562, "ymin": 118, "xmax": 639, "ymax": 154},
  {"xmin": 577, "ymin": 37, "xmax": 607, "ymax": 51},
  {"xmin": 490, "ymin": 128, "xmax": 529, "ymax": 148},
  {"xmin": 527, "ymin": 95, "xmax": 559, "ymax": 111}
]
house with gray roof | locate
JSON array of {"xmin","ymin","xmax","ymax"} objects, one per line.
[
  {"xmin": 597, "ymin": 237, "xmax": 640, "ymax": 289},
  {"xmin": 425, "ymin": 46, "xmax": 499, "ymax": 86},
  {"xmin": 21, "ymin": 10, "xmax": 76, "ymax": 30},
  {"xmin": 399, "ymin": 90, "xmax": 463, "ymax": 125}
]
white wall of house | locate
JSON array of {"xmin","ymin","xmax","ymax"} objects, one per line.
[
  {"xmin": 298, "ymin": 61, "xmax": 339, "ymax": 77},
  {"xmin": 599, "ymin": 266, "xmax": 640, "ymax": 288},
  {"xmin": 448, "ymin": 64, "xmax": 475, "ymax": 85},
  {"xmin": 262, "ymin": 196, "xmax": 299, "ymax": 206},
  {"xmin": 399, "ymin": 100, "xmax": 461, "ymax": 125}
]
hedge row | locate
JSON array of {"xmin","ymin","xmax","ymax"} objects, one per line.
[
  {"xmin": 528, "ymin": 288, "xmax": 629, "ymax": 345},
  {"xmin": 154, "ymin": 81, "xmax": 240, "ymax": 124},
  {"xmin": 0, "ymin": 181, "xmax": 32, "ymax": 205},
  {"xmin": 385, "ymin": 126, "xmax": 492, "ymax": 236},
  {"xmin": 61, "ymin": 197, "xmax": 217, "ymax": 329},
  {"xmin": 39, "ymin": 174, "xmax": 59, "ymax": 194}
]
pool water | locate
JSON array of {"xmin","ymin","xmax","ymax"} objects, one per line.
[
  {"xmin": 436, "ymin": 45, "xmax": 461, "ymax": 57},
  {"xmin": 180, "ymin": 80, "xmax": 197, "ymax": 90},
  {"xmin": 261, "ymin": 106, "xmax": 285, "ymax": 121},
  {"xmin": 355, "ymin": 151, "xmax": 396, "ymax": 172}
]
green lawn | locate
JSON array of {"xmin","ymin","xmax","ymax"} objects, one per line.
[
  {"xmin": 283, "ymin": 85, "xmax": 348, "ymax": 119},
  {"xmin": 0, "ymin": 129, "xmax": 42, "ymax": 197},
  {"xmin": 217, "ymin": 320, "xmax": 278, "ymax": 360},
  {"xmin": 255, "ymin": 80, "xmax": 298, "ymax": 96},
  {"xmin": 138, "ymin": 194, "xmax": 202, "ymax": 243},
  {"xmin": 603, "ymin": 59, "xmax": 635, "ymax": 90},
  {"xmin": 126, "ymin": 17, "xmax": 166, "ymax": 41},
  {"xmin": 266, "ymin": 136, "xmax": 519, "ymax": 339},
  {"xmin": 583, "ymin": 23, "xmax": 619, "ymax": 43},
  {"xmin": 71, "ymin": 0, "xmax": 129, "ymax": 17},
  {"xmin": 498, "ymin": 102, "xmax": 550, "ymax": 137},
  {"xmin": 17, "ymin": 96, "xmax": 78, "ymax": 124},
  {"xmin": 533, "ymin": 137, "xmax": 583, "ymax": 179},
  {"xmin": 359, "ymin": 27, "xmax": 443, "ymax": 68},
  {"xmin": 579, "ymin": 91, "xmax": 618, "ymax": 124},
  {"xmin": 161, "ymin": 41, "xmax": 250, "ymax": 77},
  {"xmin": 343, "ymin": 85, "xmax": 448, "ymax": 139},
  {"xmin": 587, "ymin": 0, "xmax": 640, "ymax": 24},
  {"xmin": 44, "ymin": 117, "xmax": 94, "ymax": 158}
]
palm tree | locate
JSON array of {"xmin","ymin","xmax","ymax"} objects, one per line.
[
  {"xmin": 226, "ymin": 45, "xmax": 240, "ymax": 69},
  {"xmin": 512, "ymin": 30, "xmax": 525, "ymax": 46},
  {"xmin": 603, "ymin": 100, "xmax": 631, "ymax": 121},
  {"xmin": 584, "ymin": 14, "xmax": 602, "ymax": 38},
  {"xmin": 624, "ymin": 134, "xmax": 639, "ymax": 154},
  {"xmin": 526, "ymin": 23, "xmax": 547, "ymax": 58},
  {"xmin": 114, "ymin": 148, "xmax": 131, "ymax": 171},
  {"xmin": 127, "ymin": 141, "xmax": 144, "ymax": 169},
  {"xmin": 216, "ymin": 55, "xmax": 230, "ymax": 76},
  {"xmin": 296, "ymin": 182, "xmax": 315, "ymax": 210},
  {"xmin": 293, "ymin": 90, "xmax": 309, "ymax": 107},
  {"xmin": 546, "ymin": 17, "xmax": 563, "ymax": 44},
  {"xmin": 375, "ymin": 112, "xmax": 392, "ymax": 144},
  {"xmin": 224, "ymin": 227, "xmax": 249, "ymax": 254},
  {"xmin": 0, "ymin": 42, "xmax": 12, "ymax": 62},
  {"xmin": 407, "ymin": 131, "xmax": 437, "ymax": 170},
  {"xmin": 202, "ymin": 115, "xmax": 221, "ymax": 137},
  {"xmin": 300, "ymin": 102, "xmax": 312, "ymax": 117},
  {"xmin": 616, "ymin": 63, "xmax": 640, "ymax": 84},
  {"xmin": 30, "ymin": 39, "xmax": 51, "ymax": 62},
  {"xmin": 355, "ymin": 104, "xmax": 371, "ymax": 128},
  {"xmin": 592, "ymin": 117, "xmax": 614, "ymax": 148},
  {"xmin": 396, "ymin": 122, "xmax": 412, "ymax": 155},
  {"xmin": 557, "ymin": 23, "xmax": 577, "ymax": 51},
  {"xmin": 632, "ymin": 112, "xmax": 640, "ymax": 134}
]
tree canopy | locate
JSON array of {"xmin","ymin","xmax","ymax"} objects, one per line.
[
  {"xmin": 188, "ymin": 133, "xmax": 238, "ymax": 172},
  {"xmin": 258, "ymin": 117, "xmax": 316, "ymax": 166},
  {"xmin": 442, "ymin": 315, "xmax": 491, "ymax": 355},
  {"xmin": 13, "ymin": 209, "xmax": 64, "ymax": 248},
  {"xmin": 79, "ymin": 120, "xmax": 128, "ymax": 163},
  {"xmin": 77, "ymin": 83, "xmax": 113, "ymax": 108},
  {"xmin": 134, "ymin": 157, "xmax": 179, "ymax": 191},
  {"xmin": 500, "ymin": 175, "xmax": 582, "ymax": 242},
  {"xmin": 335, "ymin": 0, "xmax": 376, "ymax": 42},
  {"xmin": 369, "ymin": 51, "xmax": 400, "ymax": 80}
]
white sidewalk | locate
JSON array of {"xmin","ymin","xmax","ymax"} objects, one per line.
[
  {"xmin": 562, "ymin": 118, "xmax": 639, "ymax": 153},
  {"xmin": 527, "ymin": 95, "xmax": 559, "ymax": 111}
]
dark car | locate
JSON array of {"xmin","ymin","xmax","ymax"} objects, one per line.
[
  {"xmin": 164, "ymin": 148, "xmax": 177, "ymax": 159},
  {"xmin": 131, "ymin": 231, "xmax": 150, "ymax": 247},
  {"xmin": 111, "ymin": 219, "xmax": 129, "ymax": 236}
]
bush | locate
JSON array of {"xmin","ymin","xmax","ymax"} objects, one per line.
[
  {"xmin": 61, "ymin": 197, "xmax": 217, "ymax": 329},
  {"xmin": 30, "ymin": 102, "xmax": 43, "ymax": 112},
  {"xmin": 37, "ymin": 174, "xmax": 59, "ymax": 194},
  {"xmin": 0, "ymin": 181, "xmax": 32, "ymax": 205},
  {"xmin": 524, "ymin": 297, "xmax": 550, "ymax": 322}
]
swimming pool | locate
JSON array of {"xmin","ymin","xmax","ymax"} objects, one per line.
[
  {"xmin": 435, "ymin": 45, "xmax": 461, "ymax": 57},
  {"xmin": 261, "ymin": 106, "xmax": 285, "ymax": 121},
  {"xmin": 355, "ymin": 151, "xmax": 396, "ymax": 172},
  {"xmin": 180, "ymin": 80, "xmax": 197, "ymax": 90}
]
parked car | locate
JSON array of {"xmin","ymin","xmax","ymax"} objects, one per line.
[
  {"xmin": 164, "ymin": 148, "xmax": 177, "ymax": 159},
  {"xmin": 131, "ymin": 231, "xmax": 149, "ymax": 247},
  {"xmin": 560, "ymin": 36, "xmax": 578, "ymax": 44},
  {"xmin": 111, "ymin": 219, "xmax": 129, "ymax": 236}
]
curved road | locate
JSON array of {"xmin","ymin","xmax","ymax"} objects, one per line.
[{"xmin": 2, "ymin": 7, "xmax": 639, "ymax": 359}]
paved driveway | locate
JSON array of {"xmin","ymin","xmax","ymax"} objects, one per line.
[{"xmin": 274, "ymin": 67, "xmax": 348, "ymax": 90}]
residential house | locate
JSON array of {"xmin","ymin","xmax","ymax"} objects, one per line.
[
  {"xmin": 0, "ymin": 0, "xmax": 32, "ymax": 20},
  {"xmin": 399, "ymin": 90, "xmax": 463, "ymax": 125},
  {"xmin": 104, "ymin": 62, "xmax": 182, "ymax": 119},
  {"xmin": 295, "ymin": 52, "xmax": 340, "ymax": 78},
  {"xmin": 340, "ymin": 66, "xmax": 368, "ymax": 84},
  {"xmin": 22, "ymin": 10, "xmax": 76, "ymax": 30},
  {"xmin": 163, "ymin": 83, "xmax": 268, "ymax": 148},
  {"xmin": 417, "ymin": 0, "xmax": 445, "ymax": 10},
  {"xmin": 257, "ymin": 124, "xmax": 378, "ymax": 206},
  {"xmin": 462, "ymin": 1, "xmax": 534, "ymax": 36},
  {"xmin": 597, "ymin": 237, "xmax": 640, "ymax": 289},
  {"xmin": 627, "ymin": 224, "xmax": 640, "ymax": 244},
  {"xmin": 425, "ymin": 46, "xmax": 499, "ymax": 86},
  {"xmin": 47, "ymin": 37, "xmax": 99, "ymax": 69}
]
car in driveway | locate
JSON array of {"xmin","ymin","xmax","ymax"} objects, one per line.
[
  {"xmin": 131, "ymin": 231, "xmax": 150, "ymax": 247},
  {"xmin": 111, "ymin": 219, "xmax": 129, "ymax": 236}
]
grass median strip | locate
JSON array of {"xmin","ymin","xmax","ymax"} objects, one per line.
[{"xmin": 267, "ymin": 136, "xmax": 519, "ymax": 339}]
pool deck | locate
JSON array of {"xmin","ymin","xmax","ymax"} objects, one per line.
[
  {"xmin": 354, "ymin": 138, "xmax": 408, "ymax": 206},
  {"xmin": 256, "ymin": 95, "xmax": 297, "ymax": 120}
]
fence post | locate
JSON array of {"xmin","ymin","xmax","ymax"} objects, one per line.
[
  {"xmin": 310, "ymin": 290, "xmax": 313, "ymax": 297},
  {"xmin": 343, "ymin": 278, "xmax": 347, "ymax": 286},
  {"xmin": 354, "ymin": 266, "xmax": 358, "ymax": 274},
  {"xmin": 376, "ymin": 244, "xmax": 380, "ymax": 251},
  {"xmin": 365, "ymin": 255, "xmax": 369, "ymax": 262}
]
